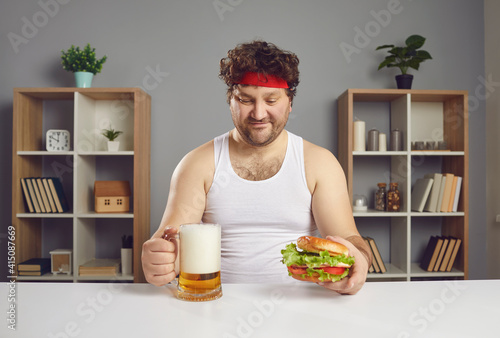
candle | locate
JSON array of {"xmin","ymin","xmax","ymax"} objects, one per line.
[
  {"xmin": 353, "ymin": 120, "xmax": 366, "ymax": 151},
  {"xmin": 379, "ymin": 133, "xmax": 387, "ymax": 151},
  {"xmin": 367, "ymin": 129, "xmax": 379, "ymax": 151}
]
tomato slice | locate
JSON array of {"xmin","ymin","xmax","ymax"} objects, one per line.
[
  {"xmin": 287, "ymin": 265, "xmax": 307, "ymax": 275},
  {"xmin": 317, "ymin": 266, "xmax": 345, "ymax": 275}
]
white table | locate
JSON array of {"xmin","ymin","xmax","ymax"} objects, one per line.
[{"xmin": 2, "ymin": 280, "xmax": 499, "ymax": 337}]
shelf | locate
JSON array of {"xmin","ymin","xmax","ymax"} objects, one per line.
[
  {"xmin": 12, "ymin": 88, "xmax": 151, "ymax": 283},
  {"xmin": 411, "ymin": 151, "xmax": 465, "ymax": 156},
  {"xmin": 367, "ymin": 263, "xmax": 407, "ymax": 279},
  {"xmin": 78, "ymin": 151, "xmax": 134, "ymax": 156},
  {"xmin": 77, "ymin": 273, "xmax": 134, "ymax": 281},
  {"xmin": 353, "ymin": 151, "xmax": 407, "ymax": 156},
  {"xmin": 338, "ymin": 89, "xmax": 469, "ymax": 281},
  {"xmin": 18, "ymin": 151, "xmax": 75, "ymax": 156},
  {"xmin": 353, "ymin": 210, "xmax": 408, "ymax": 217},
  {"xmin": 410, "ymin": 263, "xmax": 464, "ymax": 278},
  {"xmin": 17, "ymin": 213, "xmax": 74, "ymax": 218},
  {"xmin": 410, "ymin": 211, "xmax": 465, "ymax": 217},
  {"xmin": 15, "ymin": 273, "xmax": 74, "ymax": 281},
  {"xmin": 77, "ymin": 212, "xmax": 134, "ymax": 218}
]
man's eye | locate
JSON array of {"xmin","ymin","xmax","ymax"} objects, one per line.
[
  {"xmin": 239, "ymin": 98, "xmax": 252, "ymax": 104},
  {"xmin": 266, "ymin": 100, "xmax": 277, "ymax": 104}
]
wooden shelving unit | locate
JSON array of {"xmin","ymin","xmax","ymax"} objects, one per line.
[
  {"xmin": 338, "ymin": 88, "xmax": 468, "ymax": 281},
  {"xmin": 12, "ymin": 88, "xmax": 151, "ymax": 283}
]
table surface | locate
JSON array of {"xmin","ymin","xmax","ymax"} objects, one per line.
[{"xmin": 2, "ymin": 279, "xmax": 499, "ymax": 338}]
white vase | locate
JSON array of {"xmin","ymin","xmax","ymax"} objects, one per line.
[
  {"xmin": 107, "ymin": 141, "xmax": 119, "ymax": 151},
  {"xmin": 121, "ymin": 248, "xmax": 132, "ymax": 275}
]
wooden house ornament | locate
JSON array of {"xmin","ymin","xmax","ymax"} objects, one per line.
[{"xmin": 94, "ymin": 180, "xmax": 131, "ymax": 213}]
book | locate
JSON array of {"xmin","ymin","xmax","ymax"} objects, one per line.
[
  {"xmin": 18, "ymin": 266, "xmax": 51, "ymax": 276},
  {"xmin": 439, "ymin": 237, "xmax": 457, "ymax": 271},
  {"xmin": 423, "ymin": 173, "xmax": 443, "ymax": 212},
  {"xmin": 446, "ymin": 238, "xmax": 462, "ymax": 272},
  {"xmin": 18, "ymin": 258, "xmax": 51, "ymax": 272},
  {"xmin": 440, "ymin": 173, "xmax": 455, "ymax": 212},
  {"xmin": 42, "ymin": 178, "xmax": 57, "ymax": 213},
  {"xmin": 47, "ymin": 177, "xmax": 69, "ymax": 213},
  {"xmin": 25, "ymin": 179, "xmax": 41, "ymax": 213},
  {"xmin": 452, "ymin": 177, "xmax": 462, "ymax": 212},
  {"xmin": 420, "ymin": 236, "xmax": 444, "ymax": 271},
  {"xmin": 447, "ymin": 176, "xmax": 459, "ymax": 212},
  {"xmin": 79, "ymin": 259, "xmax": 120, "ymax": 276},
  {"xmin": 36, "ymin": 178, "xmax": 53, "ymax": 212},
  {"xmin": 433, "ymin": 237, "xmax": 449, "ymax": 271},
  {"xmin": 20, "ymin": 178, "xmax": 34, "ymax": 213},
  {"xmin": 411, "ymin": 178, "xmax": 434, "ymax": 212},
  {"xmin": 436, "ymin": 177, "xmax": 447, "ymax": 213},
  {"xmin": 363, "ymin": 238, "xmax": 375, "ymax": 273},
  {"xmin": 31, "ymin": 178, "xmax": 46, "ymax": 213},
  {"xmin": 366, "ymin": 237, "xmax": 386, "ymax": 273}
]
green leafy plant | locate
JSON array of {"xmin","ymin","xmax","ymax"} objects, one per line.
[
  {"xmin": 101, "ymin": 125, "xmax": 123, "ymax": 141},
  {"xmin": 376, "ymin": 35, "xmax": 432, "ymax": 75},
  {"xmin": 61, "ymin": 43, "xmax": 107, "ymax": 75}
]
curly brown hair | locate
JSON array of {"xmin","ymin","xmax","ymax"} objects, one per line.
[{"xmin": 219, "ymin": 40, "xmax": 300, "ymax": 103}]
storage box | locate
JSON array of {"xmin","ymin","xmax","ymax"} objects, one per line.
[{"xmin": 50, "ymin": 249, "xmax": 72, "ymax": 275}]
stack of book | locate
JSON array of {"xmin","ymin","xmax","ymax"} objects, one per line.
[
  {"xmin": 420, "ymin": 236, "xmax": 462, "ymax": 272},
  {"xmin": 17, "ymin": 258, "xmax": 51, "ymax": 276},
  {"xmin": 411, "ymin": 173, "xmax": 462, "ymax": 213},
  {"xmin": 79, "ymin": 259, "xmax": 121, "ymax": 277},
  {"xmin": 20, "ymin": 177, "xmax": 69, "ymax": 213},
  {"xmin": 363, "ymin": 237, "xmax": 386, "ymax": 273}
]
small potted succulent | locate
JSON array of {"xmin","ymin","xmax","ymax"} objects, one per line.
[
  {"xmin": 61, "ymin": 43, "xmax": 107, "ymax": 88},
  {"xmin": 376, "ymin": 34, "xmax": 432, "ymax": 89},
  {"xmin": 101, "ymin": 125, "xmax": 123, "ymax": 151}
]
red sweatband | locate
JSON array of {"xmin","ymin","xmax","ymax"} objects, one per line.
[{"xmin": 236, "ymin": 72, "xmax": 289, "ymax": 88}]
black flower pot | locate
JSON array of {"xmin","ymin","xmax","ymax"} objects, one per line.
[{"xmin": 395, "ymin": 74, "xmax": 413, "ymax": 89}]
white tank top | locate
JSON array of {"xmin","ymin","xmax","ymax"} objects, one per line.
[{"xmin": 202, "ymin": 131, "xmax": 318, "ymax": 283}]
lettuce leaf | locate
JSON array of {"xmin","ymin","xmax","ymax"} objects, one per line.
[{"xmin": 281, "ymin": 243, "xmax": 355, "ymax": 272}]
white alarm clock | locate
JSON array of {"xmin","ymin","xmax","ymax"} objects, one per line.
[{"xmin": 46, "ymin": 129, "xmax": 70, "ymax": 151}]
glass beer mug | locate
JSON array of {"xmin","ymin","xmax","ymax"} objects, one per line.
[{"xmin": 168, "ymin": 223, "xmax": 222, "ymax": 301}]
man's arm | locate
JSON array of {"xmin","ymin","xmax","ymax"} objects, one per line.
[
  {"xmin": 142, "ymin": 141, "xmax": 214, "ymax": 286},
  {"xmin": 304, "ymin": 141, "xmax": 372, "ymax": 294}
]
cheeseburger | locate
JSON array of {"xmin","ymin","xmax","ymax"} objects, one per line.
[{"xmin": 281, "ymin": 236, "xmax": 355, "ymax": 282}]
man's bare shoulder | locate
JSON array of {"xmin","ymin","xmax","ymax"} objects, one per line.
[
  {"xmin": 303, "ymin": 139, "xmax": 345, "ymax": 190},
  {"xmin": 173, "ymin": 140, "xmax": 215, "ymax": 189},
  {"xmin": 303, "ymin": 139, "xmax": 338, "ymax": 165}
]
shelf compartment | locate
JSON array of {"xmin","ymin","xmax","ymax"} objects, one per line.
[{"xmin": 75, "ymin": 92, "xmax": 134, "ymax": 152}]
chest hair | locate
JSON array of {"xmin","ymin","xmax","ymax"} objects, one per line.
[{"xmin": 231, "ymin": 155, "xmax": 284, "ymax": 181}]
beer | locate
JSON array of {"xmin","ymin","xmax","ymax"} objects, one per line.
[{"xmin": 177, "ymin": 223, "xmax": 222, "ymax": 301}]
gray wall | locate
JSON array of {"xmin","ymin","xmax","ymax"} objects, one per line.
[{"xmin": 0, "ymin": 0, "xmax": 487, "ymax": 280}]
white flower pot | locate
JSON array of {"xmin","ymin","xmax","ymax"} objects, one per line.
[{"xmin": 107, "ymin": 141, "xmax": 119, "ymax": 151}]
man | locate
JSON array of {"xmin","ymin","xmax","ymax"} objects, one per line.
[{"xmin": 142, "ymin": 40, "xmax": 372, "ymax": 295}]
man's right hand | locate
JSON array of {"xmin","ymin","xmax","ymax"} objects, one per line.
[{"xmin": 142, "ymin": 227, "xmax": 179, "ymax": 286}]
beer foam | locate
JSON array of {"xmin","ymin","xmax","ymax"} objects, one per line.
[{"xmin": 180, "ymin": 223, "xmax": 221, "ymax": 274}]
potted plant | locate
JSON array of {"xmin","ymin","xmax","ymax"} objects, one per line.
[
  {"xmin": 101, "ymin": 125, "xmax": 123, "ymax": 151},
  {"xmin": 375, "ymin": 34, "xmax": 432, "ymax": 89},
  {"xmin": 61, "ymin": 43, "xmax": 107, "ymax": 88}
]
